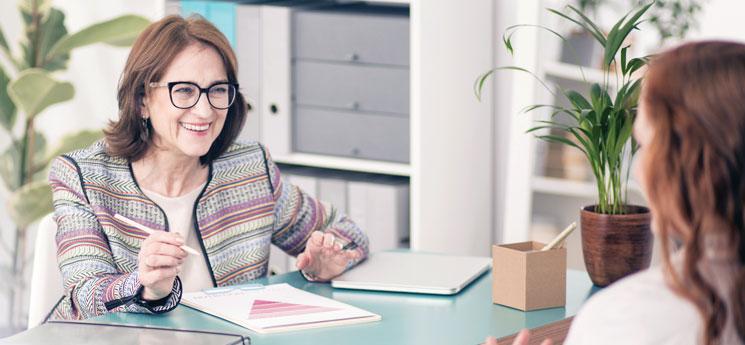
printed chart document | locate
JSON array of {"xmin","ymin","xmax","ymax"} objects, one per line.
[{"xmin": 181, "ymin": 283, "xmax": 381, "ymax": 333}]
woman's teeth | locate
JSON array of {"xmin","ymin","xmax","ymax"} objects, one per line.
[{"xmin": 181, "ymin": 122, "xmax": 209, "ymax": 131}]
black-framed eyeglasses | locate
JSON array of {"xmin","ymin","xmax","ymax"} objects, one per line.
[{"xmin": 148, "ymin": 81, "xmax": 239, "ymax": 110}]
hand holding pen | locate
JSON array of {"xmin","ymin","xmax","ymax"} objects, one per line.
[
  {"xmin": 115, "ymin": 214, "xmax": 194, "ymax": 301},
  {"xmin": 295, "ymin": 231, "xmax": 359, "ymax": 282}
]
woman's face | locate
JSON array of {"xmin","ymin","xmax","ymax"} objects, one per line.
[
  {"xmin": 142, "ymin": 43, "xmax": 229, "ymax": 161},
  {"xmin": 633, "ymin": 98, "xmax": 654, "ymax": 204}
]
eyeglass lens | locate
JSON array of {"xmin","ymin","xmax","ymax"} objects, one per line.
[{"xmin": 170, "ymin": 83, "xmax": 236, "ymax": 109}]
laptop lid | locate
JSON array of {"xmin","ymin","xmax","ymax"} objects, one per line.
[{"xmin": 331, "ymin": 251, "xmax": 491, "ymax": 295}]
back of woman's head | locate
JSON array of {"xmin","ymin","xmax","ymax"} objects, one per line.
[
  {"xmin": 642, "ymin": 41, "xmax": 745, "ymax": 344},
  {"xmin": 105, "ymin": 15, "xmax": 246, "ymax": 164}
]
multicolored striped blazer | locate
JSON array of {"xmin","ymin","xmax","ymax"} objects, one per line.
[{"xmin": 47, "ymin": 140, "xmax": 369, "ymax": 320}]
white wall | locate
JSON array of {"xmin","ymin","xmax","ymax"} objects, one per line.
[{"xmin": 689, "ymin": 0, "xmax": 745, "ymax": 42}]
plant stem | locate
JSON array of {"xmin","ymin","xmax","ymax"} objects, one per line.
[
  {"xmin": 31, "ymin": 0, "xmax": 42, "ymax": 68},
  {"xmin": 26, "ymin": 118, "xmax": 36, "ymax": 180}
]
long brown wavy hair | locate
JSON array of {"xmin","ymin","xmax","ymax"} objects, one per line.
[
  {"xmin": 642, "ymin": 41, "xmax": 745, "ymax": 344},
  {"xmin": 104, "ymin": 15, "xmax": 246, "ymax": 165}
]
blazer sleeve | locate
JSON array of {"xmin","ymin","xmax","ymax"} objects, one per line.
[
  {"xmin": 48, "ymin": 155, "xmax": 181, "ymax": 320},
  {"xmin": 261, "ymin": 144, "xmax": 369, "ymax": 269}
]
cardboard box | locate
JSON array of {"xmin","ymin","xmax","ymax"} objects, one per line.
[{"xmin": 492, "ymin": 241, "xmax": 566, "ymax": 311}]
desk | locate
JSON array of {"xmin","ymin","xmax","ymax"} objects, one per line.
[{"xmin": 89, "ymin": 269, "xmax": 598, "ymax": 344}]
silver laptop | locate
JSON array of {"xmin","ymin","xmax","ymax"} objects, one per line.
[{"xmin": 331, "ymin": 251, "xmax": 491, "ymax": 295}]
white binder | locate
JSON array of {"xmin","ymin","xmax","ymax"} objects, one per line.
[
  {"xmin": 259, "ymin": 4, "xmax": 293, "ymax": 155},
  {"xmin": 347, "ymin": 176, "xmax": 409, "ymax": 253},
  {"xmin": 235, "ymin": 3, "xmax": 262, "ymax": 142}
]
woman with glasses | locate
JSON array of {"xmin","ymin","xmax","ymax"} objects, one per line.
[
  {"xmin": 46, "ymin": 15, "xmax": 369, "ymax": 321},
  {"xmin": 487, "ymin": 41, "xmax": 745, "ymax": 345}
]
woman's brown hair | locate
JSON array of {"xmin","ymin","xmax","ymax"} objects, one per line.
[
  {"xmin": 642, "ymin": 41, "xmax": 745, "ymax": 344},
  {"xmin": 104, "ymin": 15, "xmax": 246, "ymax": 164}
]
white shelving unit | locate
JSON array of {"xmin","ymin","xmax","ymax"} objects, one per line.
[
  {"xmin": 273, "ymin": 153, "xmax": 410, "ymax": 177},
  {"xmin": 497, "ymin": 0, "xmax": 649, "ymax": 269},
  {"xmin": 543, "ymin": 60, "xmax": 605, "ymax": 85},
  {"xmin": 245, "ymin": 0, "xmax": 497, "ymax": 257}
]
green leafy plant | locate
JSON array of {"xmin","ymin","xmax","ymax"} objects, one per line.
[
  {"xmin": 0, "ymin": 0, "xmax": 150, "ymax": 330},
  {"xmin": 642, "ymin": 0, "xmax": 704, "ymax": 42},
  {"xmin": 475, "ymin": 3, "xmax": 654, "ymax": 215}
]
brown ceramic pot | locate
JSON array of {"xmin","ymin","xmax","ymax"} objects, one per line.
[{"xmin": 580, "ymin": 205, "xmax": 653, "ymax": 287}]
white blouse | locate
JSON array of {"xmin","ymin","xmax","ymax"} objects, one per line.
[
  {"xmin": 142, "ymin": 183, "xmax": 214, "ymax": 292},
  {"xmin": 565, "ymin": 248, "xmax": 741, "ymax": 345}
]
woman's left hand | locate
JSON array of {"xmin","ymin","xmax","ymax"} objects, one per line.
[{"xmin": 296, "ymin": 231, "xmax": 358, "ymax": 281}]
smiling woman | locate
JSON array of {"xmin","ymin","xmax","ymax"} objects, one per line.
[
  {"xmin": 104, "ymin": 16, "xmax": 245, "ymax": 165},
  {"xmin": 45, "ymin": 15, "xmax": 370, "ymax": 322}
]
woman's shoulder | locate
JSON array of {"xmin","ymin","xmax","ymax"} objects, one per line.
[
  {"xmin": 53, "ymin": 139, "xmax": 127, "ymax": 169},
  {"xmin": 565, "ymin": 266, "xmax": 701, "ymax": 345},
  {"xmin": 214, "ymin": 140, "xmax": 268, "ymax": 164}
]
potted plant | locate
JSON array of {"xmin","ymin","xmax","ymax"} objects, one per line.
[
  {"xmin": 476, "ymin": 3, "xmax": 654, "ymax": 287},
  {"xmin": 0, "ymin": 0, "xmax": 150, "ymax": 331}
]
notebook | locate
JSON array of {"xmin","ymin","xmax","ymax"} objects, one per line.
[
  {"xmin": 181, "ymin": 283, "xmax": 381, "ymax": 333},
  {"xmin": 331, "ymin": 251, "xmax": 492, "ymax": 295},
  {"xmin": 0, "ymin": 321, "xmax": 248, "ymax": 345}
]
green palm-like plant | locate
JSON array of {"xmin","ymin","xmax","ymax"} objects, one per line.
[
  {"xmin": 0, "ymin": 0, "xmax": 150, "ymax": 330},
  {"xmin": 476, "ymin": 2, "xmax": 653, "ymax": 215}
]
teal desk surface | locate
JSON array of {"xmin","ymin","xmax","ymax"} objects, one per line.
[{"xmin": 89, "ymin": 269, "xmax": 598, "ymax": 345}]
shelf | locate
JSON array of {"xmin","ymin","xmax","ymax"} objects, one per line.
[
  {"xmin": 273, "ymin": 153, "xmax": 411, "ymax": 176},
  {"xmin": 532, "ymin": 176, "xmax": 643, "ymax": 198},
  {"xmin": 543, "ymin": 61, "xmax": 606, "ymax": 85},
  {"xmin": 533, "ymin": 176, "xmax": 597, "ymax": 198}
]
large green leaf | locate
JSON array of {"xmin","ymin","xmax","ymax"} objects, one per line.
[
  {"xmin": 7, "ymin": 69, "xmax": 74, "ymax": 118},
  {"xmin": 47, "ymin": 15, "xmax": 150, "ymax": 59},
  {"xmin": 0, "ymin": 146, "xmax": 19, "ymax": 191},
  {"xmin": 8, "ymin": 180, "xmax": 54, "ymax": 228},
  {"xmin": 38, "ymin": 8, "xmax": 69, "ymax": 71},
  {"xmin": 0, "ymin": 25, "xmax": 10, "ymax": 57},
  {"xmin": 20, "ymin": 6, "xmax": 68, "ymax": 70},
  {"xmin": 0, "ymin": 66, "xmax": 17, "ymax": 130}
]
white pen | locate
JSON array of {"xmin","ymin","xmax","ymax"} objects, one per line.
[{"xmin": 114, "ymin": 214, "xmax": 201, "ymax": 256}]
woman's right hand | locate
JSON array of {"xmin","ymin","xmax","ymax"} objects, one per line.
[{"xmin": 137, "ymin": 231, "xmax": 186, "ymax": 300}]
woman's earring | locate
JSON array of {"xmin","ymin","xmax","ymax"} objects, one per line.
[{"xmin": 140, "ymin": 116, "xmax": 150, "ymax": 142}]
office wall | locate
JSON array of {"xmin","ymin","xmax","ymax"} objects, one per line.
[{"xmin": 690, "ymin": 0, "xmax": 745, "ymax": 42}]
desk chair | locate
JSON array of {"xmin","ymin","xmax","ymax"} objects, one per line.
[{"xmin": 28, "ymin": 213, "xmax": 63, "ymax": 328}]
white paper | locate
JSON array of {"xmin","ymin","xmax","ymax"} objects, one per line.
[{"xmin": 181, "ymin": 283, "xmax": 380, "ymax": 333}]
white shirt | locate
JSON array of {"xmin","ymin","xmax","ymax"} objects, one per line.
[
  {"xmin": 565, "ymin": 249, "xmax": 741, "ymax": 345},
  {"xmin": 142, "ymin": 183, "xmax": 214, "ymax": 292}
]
